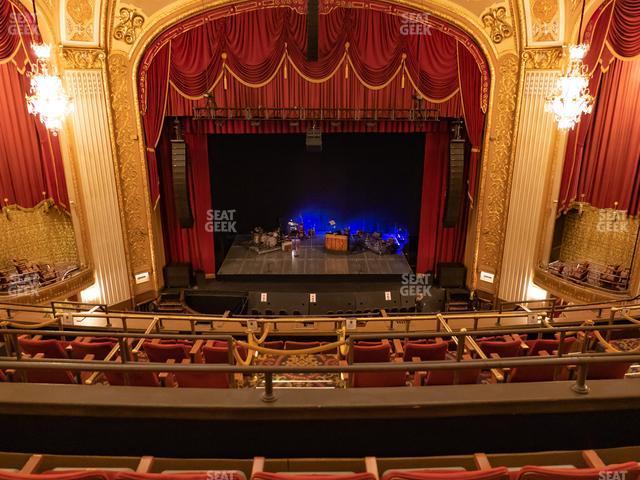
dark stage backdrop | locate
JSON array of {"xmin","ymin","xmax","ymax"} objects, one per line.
[{"xmin": 209, "ymin": 133, "xmax": 425, "ymax": 268}]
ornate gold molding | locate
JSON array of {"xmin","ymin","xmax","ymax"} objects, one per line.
[
  {"xmin": 522, "ymin": 47, "xmax": 563, "ymax": 70},
  {"xmin": 481, "ymin": 6, "xmax": 514, "ymax": 44},
  {"xmin": 533, "ymin": 268, "xmax": 627, "ymax": 304},
  {"xmin": 113, "ymin": 7, "xmax": 145, "ymax": 45},
  {"xmin": 61, "ymin": 47, "xmax": 106, "ymax": 70},
  {"xmin": 3, "ymin": 267, "xmax": 95, "ymax": 305},
  {"xmin": 476, "ymin": 53, "xmax": 520, "ymax": 292},
  {"xmin": 106, "ymin": 52, "xmax": 152, "ymax": 275}
]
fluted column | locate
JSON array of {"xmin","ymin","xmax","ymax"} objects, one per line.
[
  {"xmin": 63, "ymin": 50, "xmax": 132, "ymax": 306},
  {"xmin": 499, "ymin": 68, "xmax": 559, "ymax": 302}
]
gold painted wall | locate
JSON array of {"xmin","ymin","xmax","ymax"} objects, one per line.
[
  {"xmin": 0, "ymin": 201, "xmax": 79, "ymax": 270},
  {"xmin": 559, "ymin": 205, "xmax": 639, "ymax": 269}
]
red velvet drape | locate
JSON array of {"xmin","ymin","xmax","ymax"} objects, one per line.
[
  {"xmin": 158, "ymin": 129, "xmax": 216, "ymax": 274},
  {"xmin": 144, "ymin": 4, "xmax": 488, "ymax": 275},
  {"xmin": 558, "ymin": 0, "xmax": 640, "ymax": 214},
  {"xmin": 139, "ymin": 5, "xmax": 488, "ymax": 206},
  {"xmin": 0, "ymin": 0, "xmax": 68, "ymax": 209},
  {"xmin": 416, "ymin": 129, "xmax": 467, "ymax": 273}
]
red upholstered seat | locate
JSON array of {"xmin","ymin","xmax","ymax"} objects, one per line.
[
  {"xmin": 526, "ymin": 337, "xmax": 576, "ymax": 356},
  {"xmin": 353, "ymin": 343, "xmax": 393, "ymax": 363},
  {"xmin": 285, "ymin": 341, "xmax": 321, "ymax": 350},
  {"xmin": 104, "ymin": 370, "xmax": 161, "ymax": 387},
  {"xmin": 424, "ymin": 366, "xmax": 481, "ymax": 386},
  {"xmin": 263, "ymin": 341, "xmax": 285, "ymax": 350},
  {"xmin": 70, "ymin": 340, "xmax": 116, "ymax": 361},
  {"xmin": 403, "ymin": 341, "xmax": 448, "ymax": 362},
  {"xmin": 253, "ymin": 473, "xmax": 376, "ymax": 480},
  {"xmin": 17, "ymin": 338, "xmax": 75, "ymax": 384},
  {"xmin": 478, "ymin": 340, "xmax": 523, "ymax": 358},
  {"xmin": 18, "ymin": 338, "xmax": 68, "ymax": 359},
  {"xmin": 143, "ymin": 342, "xmax": 190, "ymax": 363},
  {"xmin": 171, "ymin": 345, "xmax": 233, "ymax": 388},
  {"xmin": 382, "ymin": 469, "xmax": 509, "ymax": 480},
  {"xmin": 584, "ymin": 362, "xmax": 631, "ymax": 380},
  {"xmin": 512, "ymin": 462, "xmax": 640, "ymax": 479},
  {"xmin": 508, "ymin": 352, "xmax": 557, "ymax": 383},
  {"xmin": 351, "ymin": 343, "xmax": 407, "ymax": 388}
]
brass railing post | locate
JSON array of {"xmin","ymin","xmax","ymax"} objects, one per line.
[
  {"xmin": 571, "ymin": 364, "xmax": 590, "ymax": 395},
  {"xmin": 262, "ymin": 372, "xmax": 276, "ymax": 402}
]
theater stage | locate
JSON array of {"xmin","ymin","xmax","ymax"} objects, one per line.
[{"xmin": 217, "ymin": 234, "xmax": 412, "ymax": 279}]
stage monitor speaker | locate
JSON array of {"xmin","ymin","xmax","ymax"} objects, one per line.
[
  {"xmin": 184, "ymin": 290, "xmax": 248, "ymax": 315},
  {"xmin": 444, "ymin": 119, "xmax": 466, "ymax": 228},
  {"xmin": 437, "ymin": 262, "xmax": 467, "ymax": 288},
  {"xmin": 306, "ymin": 0, "xmax": 319, "ymax": 61},
  {"xmin": 306, "ymin": 128, "xmax": 322, "ymax": 152},
  {"xmin": 163, "ymin": 262, "xmax": 193, "ymax": 289},
  {"xmin": 308, "ymin": 292, "xmax": 357, "ymax": 315},
  {"xmin": 247, "ymin": 292, "xmax": 310, "ymax": 316},
  {"xmin": 171, "ymin": 139, "xmax": 194, "ymax": 228}
]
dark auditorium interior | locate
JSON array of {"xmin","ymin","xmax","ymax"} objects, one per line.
[{"xmin": 1, "ymin": 0, "xmax": 640, "ymax": 477}]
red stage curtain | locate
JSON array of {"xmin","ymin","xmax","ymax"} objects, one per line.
[
  {"xmin": 158, "ymin": 129, "xmax": 216, "ymax": 274},
  {"xmin": 140, "ymin": 5, "xmax": 489, "ymax": 205},
  {"xmin": 416, "ymin": 128, "xmax": 468, "ymax": 273},
  {"xmin": 558, "ymin": 0, "xmax": 640, "ymax": 214},
  {"xmin": 0, "ymin": 0, "xmax": 68, "ymax": 209}
]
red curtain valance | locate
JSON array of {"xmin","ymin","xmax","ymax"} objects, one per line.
[
  {"xmin": 558, "ymin": 0, "xmax": 640, "ymax": 215},
  {"xmin": 139, "ymin": 2, "xmax": 489, "ymax": 203},
  {"xmin": 0, "ymin": 0, "xmax": 68, "ymax": 209}
]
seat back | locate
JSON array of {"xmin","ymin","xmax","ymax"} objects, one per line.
[
  {"xmin": 586, "ymin": 362, "xmax": 631, "ymax": 380},
  {"xmin": 285, "ymin": 341, "xmax": 321, "ymax": 351},
  {"xmin": 508, "ymin": 352, "xmax": 556, "ymax": 383},
  {"xmin": 263, "ymin": 341, "xmax": 285, "ymax": 350},
  {"xmin": 105, "ymin": 371, "xmax": 161, "ymax": 387},
  {"xmin": 403, "ymin": 342, "xmax": 448, "ymax": 362},
  {"xmin": 478, "ymin": 340, "xmax": 523, "ymax": 358},
  {"xmin": 70, "ymin": 340, "xmax": 116, "ymax": 360},
  {"xmin": 425, "ymin": 366, "xmax": 481, "ymax": 386},
  {"xmin": 382, "ymin": 468, "xmax": 510, "ymax": 479},
  {"xmin": 142, "ymin": 342, "xmax": 190, "ymax": 363},
  {"xmin": 351, "ymin": 343, "xmax": 405, "ymax": 387},
  {"xmin": 527, "ymin": 337, "xmax": 576, "ymax": 356},
  {"xmin": 177, "ymin": 345, "xmax": 234, "ymax": 388},
  {"xmin": 353, "ymin": 343, "xmax": 392, "ymax": 363},
  {"xmin": 18, "ymin": 338, "xmax": 68, "ymax": 359},
  {"xmin": 513, "ymin": 462, "xmax": 640, "ymax": 479}
]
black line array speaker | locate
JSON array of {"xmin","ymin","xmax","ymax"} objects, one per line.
[
  {"xmin": 171, "ymin": 139, "xmax": 194, "ymax": 228},
  {"xmin": 306, "ymin": 0, "xmax": 319, "ymax": 61},
  {"xmin": 444, "ymin": 120, "xmax": 467, "ymax": 228}
]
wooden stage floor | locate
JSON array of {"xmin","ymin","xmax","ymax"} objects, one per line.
[{"xmin": 217, "ymin": 234, "xmax": 413, "ymax": 277}]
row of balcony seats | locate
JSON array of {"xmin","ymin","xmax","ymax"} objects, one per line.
[
  {"xmin": 0, "ymin": 450, "xmax": 639, "ymax": 480},
  {"xmin": 2, "ymin": 333, "xmax": 632, "ymax": 388}
]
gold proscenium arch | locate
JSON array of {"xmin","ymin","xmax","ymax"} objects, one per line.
[{"xmin": 102, "ymin": 0, "xmax": 524, "ymax": 302}]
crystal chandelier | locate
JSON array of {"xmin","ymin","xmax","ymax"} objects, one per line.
[
  {"xmin": 25, "ymin": 43, "xmax": 73, "ymax": 135},
  {"xmin": 544, "ymin": 44, "xmax": 594, "ymax": 130}
]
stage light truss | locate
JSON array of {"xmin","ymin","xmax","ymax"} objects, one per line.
[{"xmin": 192, "ymin": 105, "xmax": 441, "ymax": 124}]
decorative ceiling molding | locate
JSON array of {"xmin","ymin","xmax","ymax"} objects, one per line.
[
  {"xmin": 113, "ymin": 6, "xmax": 145, "ymax": 45},
  {"xmin": 523, "ymin": 0, "xmax": 564, "ymax": 47},
  {"xmin": 61, "ymin": 46, "xmax": 106, "ymax": 69},
  {"xmin": 481, "ymin": 6, "xmax": 514, "ymax": 44},
  {"xmin": 60, "ymin": 0, "xmax": 101, "ymax": 46},
  {"xmin": 522, "ymin": 46, "xmax": 563, "ymax": 69}
]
